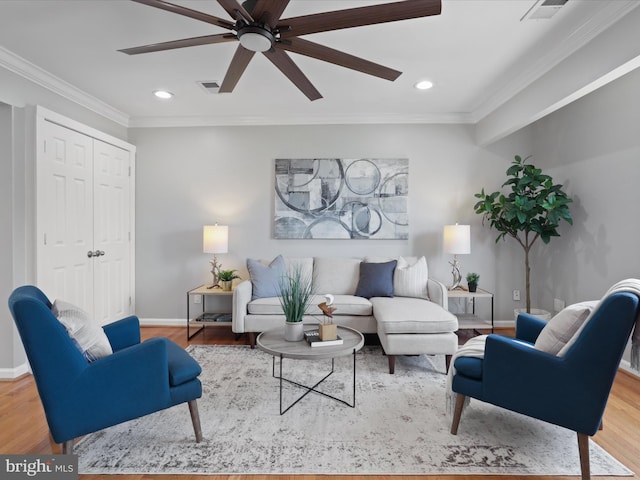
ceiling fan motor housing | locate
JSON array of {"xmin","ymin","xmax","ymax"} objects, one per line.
[{"xmin": 237, "ymin": 23, "xmax": 275, "ymax": 52}]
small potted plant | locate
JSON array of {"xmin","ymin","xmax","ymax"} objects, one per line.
[
  {"xmin": 279, "ymin": 266, "xmax": 314, "ymax": 342},
  {"xmin": 466, "ymin": 272, "xmax": 480, "ymax": 292},
  {"xmin": 217, "ymin": 269, "xmax": 240, "ymax": 291}
]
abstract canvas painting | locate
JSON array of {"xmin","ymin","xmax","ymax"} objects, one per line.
[{"xmin": 274, "ymin": 158, "xmax": 408, "ymax": 239}]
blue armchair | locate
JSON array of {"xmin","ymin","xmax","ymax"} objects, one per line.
[
  {"xmin": 450, "ymin": 291, "xmax": 640, "ymax": 480},
  {"xmin": 8, "ymin": 285, "xmax": 203, "ymax": 454}
]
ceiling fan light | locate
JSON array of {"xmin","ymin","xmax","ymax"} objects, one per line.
[{"xmin": 238, "ymin": 27, "xmax": 274, "ymax": 52}]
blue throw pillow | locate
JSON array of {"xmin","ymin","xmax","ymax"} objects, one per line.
[
  {"xmin": 355, "ymin": 260, "xmax": 397, "ymax": 299},
  {"xmin": 247, "ymin": 255, "xmax": 286, "ymax": 300}
]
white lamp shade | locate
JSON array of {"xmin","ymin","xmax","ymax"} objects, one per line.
[
  {"xmin": 203, "ymin": 225, "xmax": 228, "ymax": 254},
  {"xmin": 443, "ymin": 224, "xmax": 470, "ymax": 254}
]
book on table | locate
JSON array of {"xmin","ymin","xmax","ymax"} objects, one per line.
[{"xmin": 304, "ymin": 329, "xmax": 344, "ymax": 347}]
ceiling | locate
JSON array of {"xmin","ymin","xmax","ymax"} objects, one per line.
[{"xmin": 0, "ymin": 0, "xmax": 637, "ymax": 127}]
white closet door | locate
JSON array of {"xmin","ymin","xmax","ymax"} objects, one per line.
[
  {"xmin": 38, "ymin": 121, "xmax": 94, "ymax": 311},
  {"xmin": 93, "ymin": 140, "xmax": 131, "ymax": 324}
]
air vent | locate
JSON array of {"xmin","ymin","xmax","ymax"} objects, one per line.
[
  {"xmin": 521, "ymin": 0, "xmax": 569, "ymax": 21},
  {"xmin": 198, "ymin": 81, "xmax": 220, "ymax": 94}
]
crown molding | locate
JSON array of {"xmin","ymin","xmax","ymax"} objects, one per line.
[
  {"xmin": 0, "ymin": 46, "xmax": 130, "ymax": 127},
  {"xmin": 472, "ymin": 0, "xmax": 640, "ymax": 122},
  {"xmin": 128, "ymin": 111, "xmax": 476, "ymax": 128}
]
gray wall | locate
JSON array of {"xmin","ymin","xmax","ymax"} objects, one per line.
[
  {"xmin": 529, "ymin": 67, "xmax": 640, "ymax": 308},
  {"xmin": 129, "ymin": 124, "xmax": 530, "ymax": 321}
]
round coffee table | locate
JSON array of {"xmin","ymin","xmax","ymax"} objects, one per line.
[{"xmin": 256, "ymin": 325, "xmax": 364, "ymax": 414}]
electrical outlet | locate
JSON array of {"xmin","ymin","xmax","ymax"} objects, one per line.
[
  {"xmin": 193, "ymin": 294, "xmax": 201, "ymax": 304},
  {"xmin": 554, "ymin": 298, "xmax": 565, "ymax": 312},
  {"xmin": 513, "ymin": 289, "xmax": 521, "ymax": 301}
]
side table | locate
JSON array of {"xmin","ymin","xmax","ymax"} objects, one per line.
[
  {"xmin": 447, "ymin": 288, "xmax": 494, "ymax": 333},
  {"xmin": 187, "ymin": 285, "xmax": 233, "ymax": 340}
]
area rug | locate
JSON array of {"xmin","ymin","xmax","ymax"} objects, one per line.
[{"xmin": 75, "ymin": 345, "xmax": 632, "ymax": 476}]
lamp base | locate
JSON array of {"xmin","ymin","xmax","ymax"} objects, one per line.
[{"xmin": 448, "ymin": 256, "xmax": 463, "ymax": 290}]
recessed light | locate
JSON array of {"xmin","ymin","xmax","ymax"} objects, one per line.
[
  {"xmin": 415, "ymin": 80, "xmax": 434, "ymax": 90},
  {"xmin": 153, "ymin": 90, "xmax": 174, "ymax": 99}
]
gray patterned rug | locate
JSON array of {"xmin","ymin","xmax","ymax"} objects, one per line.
[{"xmin": 75, "ymin": 345, "xmax": 632, "ymax": 476}]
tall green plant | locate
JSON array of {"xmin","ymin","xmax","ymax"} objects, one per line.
[
  {"xmin": 474, "ymin": 155, "xmax": 573, "ymax": 313},
  {"xmin": 278, "ymin": 266, "xmax": 314, "ymax": 323}
]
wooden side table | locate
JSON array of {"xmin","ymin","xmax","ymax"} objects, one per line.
[
  {"xmin": 186, "ymin": 285, "xmax": 233, "ymax": 340},
  {"xmin": 447, "ymin": 288, "xmax": 494, "ymax": 333}
]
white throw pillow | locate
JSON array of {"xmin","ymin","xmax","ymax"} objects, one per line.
[
  {"xmin": 534, "ymin": 301, "xmax": 598, "ymax": 355},
  {"xmin": 393, "ymin": 256, "xmax": 429, "ymax": 299},
  {"xmin": 52, "ymin": 299, "xmax": 113, "ymax": 362}
]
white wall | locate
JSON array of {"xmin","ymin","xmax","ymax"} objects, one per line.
[
  {"xmin": 528, "ymin": 67, "xmax": 640, "ymax": 309},
  {"xmin": 129, "ymin": 123, "xmax": 529, "ymax": 321}
]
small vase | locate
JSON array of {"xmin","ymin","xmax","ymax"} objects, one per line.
[
  {"xmin": 220, "ymin": 280, "xmax": 232, "ymax": 291},
  {"xmin": 284, "ymin": 321, "xmax": 304, "ymax": 342},
  {"xmin": 468, "ymin": 282, "xmax": 477, "ymax": 293}
]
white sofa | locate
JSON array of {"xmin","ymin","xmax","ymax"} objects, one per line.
[{"xmin": 232, "ymin": 256, "xmax": 459, "ymax": 373}]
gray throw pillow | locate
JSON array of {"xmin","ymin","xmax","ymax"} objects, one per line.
[
  {"xmin": 247, "ymin": 255, "xmax": 286, "ymax": 300},
  {"xmin": 355, "ymin": 260, "xmax": 397, "ymax": 299}
]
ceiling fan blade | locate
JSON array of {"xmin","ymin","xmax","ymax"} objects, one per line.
[
  {"xmin": 219, "ymin": 45, "xmax": 256, "ymax": 93},
  {"xmin": 280, "ymin": 38, "xmax": 401, "ymax": 81},
  {"xmin": 119, "ymin": 34, "xmax": 236, "ymax": 55},
  {"xmin": 132, "ymin": 0, "xmax": 234, "ymax": 30},
  {"xmin": 216, "ymin": 0, "xmax": 254, "ymax": 23},
  {"xmin": 279, "ymin": 0, "xmax": 441, "ymax": 38},
  {"xmin": 263, "ymin": 49, "xmax": 322, "ymax": 101},
  {"xmin": 251, "ymin": 0, "xmax": 291, "ymax": 28}
]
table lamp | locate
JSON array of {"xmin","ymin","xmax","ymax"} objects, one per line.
[
  {"xmin": 203, "ymin": 224, "xmax": 228, "ymax": 289},
  {"xmin": 443, "ymin": 224, "xmax": 470, "ymax": 290}
]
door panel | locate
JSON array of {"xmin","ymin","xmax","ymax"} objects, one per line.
[
  {"xmin": 38, "ymin": 121, "xmax": 93, "ymax": 312},
  {"xmin": 93, "ymin": 140, "xmax": 131, "ymax": 324}
]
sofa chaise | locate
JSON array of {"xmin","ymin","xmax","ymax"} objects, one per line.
[{"xmin": 232, "ymin": 256, "xmax": 458, "ymax": 373}]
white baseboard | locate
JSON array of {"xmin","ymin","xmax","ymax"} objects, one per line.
[
  {"xmin": 619, "ymin": 359, "xmax": 640, "ymax": 378},
  {"xmin": 0, "ymin": 362, "xmax": 30, "ymax": 380},
  {"xmin": 139, "ymin": 318, "xmax": 184, "ymax": 327}
]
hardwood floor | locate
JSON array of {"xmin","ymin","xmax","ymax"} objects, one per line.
[{"xmin": 2, "ymin": 325, "xmax": 639, "ymax": 480}]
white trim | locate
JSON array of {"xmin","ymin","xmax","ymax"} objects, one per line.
[
  {"xmin": 0, "ymin": 47, "xmax": 130, "ymax": 127},
  {"xmin": 619, "ymin": 359, "xmax": 640, "ymax": 379},
  {"xmin": 0, "ymin": 363, "xmax": 30, "ymax": 380},
  {"xmin": 140, "ymin": 318, "xmax": 185, "ymax": 327},
  {"xmin": 128, "ymin": 112, "xmax": 476, "ymax": 128}
]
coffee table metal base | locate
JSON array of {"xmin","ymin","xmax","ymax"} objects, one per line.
[{"xmin": 271, "ymin": 351, "xmax": 357, "ymax": 415}]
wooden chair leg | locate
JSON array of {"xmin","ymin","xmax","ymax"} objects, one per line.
[
  {"xmin": 62, "ymin": 439, "xmax": 74, "ymax": 455},
  {"xmin": 249, "ymin": 332, "xmax": 256, "ymax": 349},
  {"xmin": 577, "ymin": 432, "xmax": 590, "ymax": 480},
  {"xmin": 388, "ymin": 355, "xmax": 395, "ymax": 374},
  {"xmin": 188, "ymin": 400, "xmax": 203, "ymax": 443},
  {"xmin": 445, "ymin": 354, "xmax": 452, "ymax": 373},
  {"xmin": 450, "ymin": 394, "xmax": 466, "ymax": 435},
  {"xmin": 599, "ymin": 419, "xmax": 604, "ymax": 431}
]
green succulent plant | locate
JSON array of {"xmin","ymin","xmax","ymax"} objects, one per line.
[
  {"xmin": 466, "ymin": 272, "xmax": 480, "ymax": 284},
  {"xmin": 217, "ymin": 269, "xmax": 240, "ymax": 282}
]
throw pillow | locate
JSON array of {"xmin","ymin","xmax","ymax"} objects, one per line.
[
  {"xmin": 534, "ymin": 301, "xmax": 598, "ymax": 355},
  {"xmin": 355, "ymin": 260, "xmax": 397, "ymax": 299},
  {"xmin": 394, "ymin": 256, "xmax": 429, "ymax": 299},
  {"xmin": 247, "ymin": 255, "xmax": 286, "ymax": 300},
  {"xmin": 52, "ymin": 299, "xmax": 113, "ymax": 362}
]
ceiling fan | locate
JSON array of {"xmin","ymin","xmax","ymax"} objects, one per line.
[{"xmin": 119, "ymin": 0, "xmax": 442, "ymax": 101}]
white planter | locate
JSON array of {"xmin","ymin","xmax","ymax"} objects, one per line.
[
  {"xmin": 284, "ymin": 321, "xmax": 304, "ymax": 342},
  {"xmin": 514, "ymin": 308, "xmax": 552, "ymax": 321}
]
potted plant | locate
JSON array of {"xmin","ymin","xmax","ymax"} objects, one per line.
[
  {"xmin": 279, "ymin": 266, "xmax": 314, "ymax": 342},
  {"xmin": 474, "ymin": 155, "xmax": 572, "ymax": 314},
  {"xmin": 466, "ymin": 272, "xmax": 480, "ymax": 292},
  {"xmin": 217, "ymin": 269, "xmax": 240, "ymax": 291}
]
